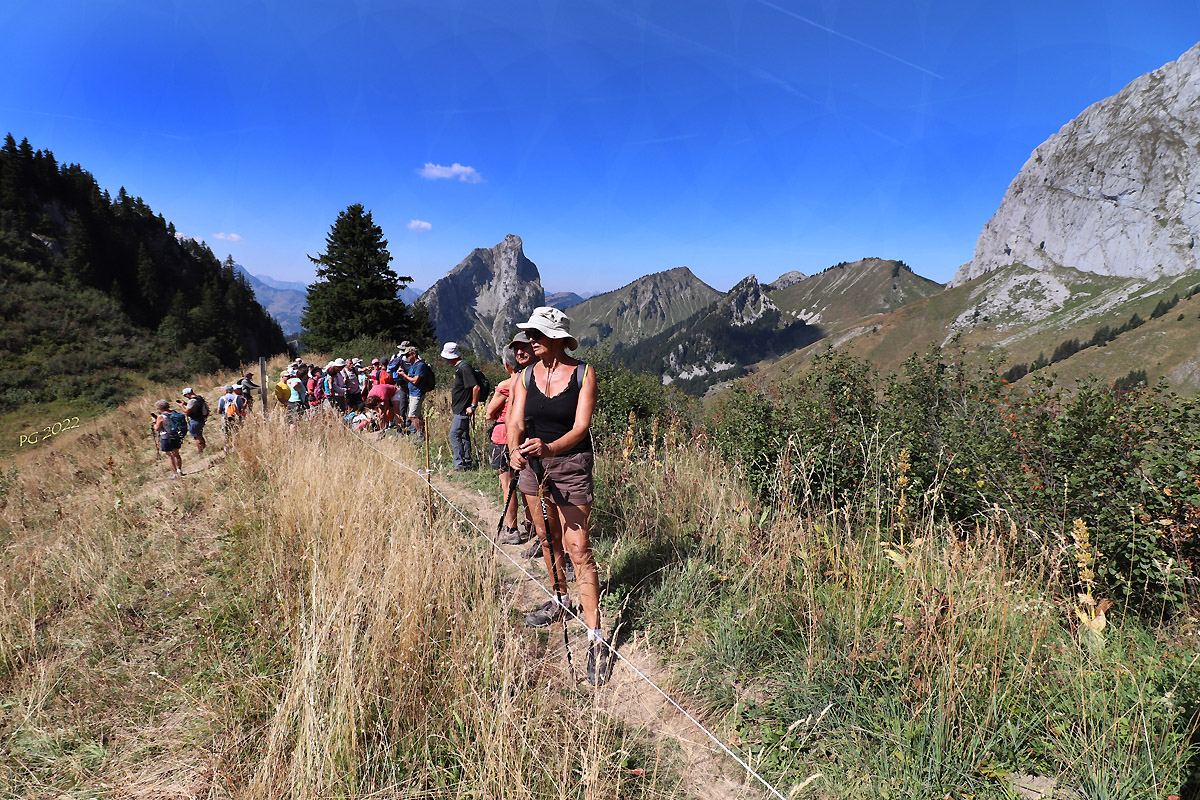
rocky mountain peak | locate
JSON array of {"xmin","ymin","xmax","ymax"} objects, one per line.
[
  {"xmin": 721, "ymin": 275, "xmax": 777, "ymax": 327},
  {"xmin": 419, "ymin": 234, "xmax": 545, "ymax": 357},
  {"xmin": 953, "ymin": 42, "xmax": 1200, "ymax": 287},
  {"xmin": 767, "ymin": 270, "xmax": 808, "ymax": 291}
]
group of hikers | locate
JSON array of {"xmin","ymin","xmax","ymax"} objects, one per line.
[
  {"xmin": 272, "ymin": 343, "xmax": 434, "ymax": 440},
  {"xmin": 150, "ymin": 306, "xmax": 609, "ymax": 685},
  {"xmin": 151, "ymin": 373, "xmax": 260, "ymax": 477}
]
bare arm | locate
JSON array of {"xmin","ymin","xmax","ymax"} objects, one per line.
[
  {"xmin": 486, "ymin": 377, "xmax": 512, "ymax": 421},
  {"xmin": 507, "ymin": 372, "xmax": 528, "ymax": 470}
]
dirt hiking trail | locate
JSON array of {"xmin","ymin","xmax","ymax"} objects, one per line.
[{"xmin": 417, "ymin": 458, "xmax": 770, "ymax": 800}]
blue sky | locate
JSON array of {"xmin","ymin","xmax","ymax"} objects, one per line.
[{"xmin": 2, "ymin": 2, "xmax": 1197, "ymax": 293}]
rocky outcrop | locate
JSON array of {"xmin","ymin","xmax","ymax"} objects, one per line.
[
  {"xmin": 953, "ymin": 43, "xmax": 1200, "ymax": 287},
  {"xmin": 419, "ymin": 234, "xmax": 545, "ymax": 358},
  {"xmin": 723, "ymin": 275, "xmax": 777, "ymax": 326},
  {"xmin": 622, "ymin": 274, "xmax": 819, "ymax": 394},
  {"xmin": 767, "ymin": 270, "xmax": 807, "ymax": 291}
]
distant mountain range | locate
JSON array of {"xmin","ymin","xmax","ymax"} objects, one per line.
[
  {"xmin": 757, "ymin": 43, "xmax": 1200, "ymax": 394},
  {"xmin": 233, "ymin": 264, "xmax": 421, "ymax": 336},
  {"xmin": 546, "ymin": 291, "xmax": 585, "ymax": 309},
  {"xmin": 337, "ymin": 43, "xmax": 1200, "ymax": 395}
]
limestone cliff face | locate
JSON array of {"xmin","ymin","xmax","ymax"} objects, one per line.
[
  {"xmin": 953, "ymin": 43, "xmax": 1200, "ymax": 287},
  {"xmin": 722, "ymin": 275, "xmax": 777, "ymax": 327},
  {"xmin": 419, "ymin": 234, "xmax": 545, "ymax": 358}
]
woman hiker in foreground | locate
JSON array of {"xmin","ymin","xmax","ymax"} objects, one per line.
[{"xmin": 506, "ymin": 306, "xmax": 608, "ymax": 686}]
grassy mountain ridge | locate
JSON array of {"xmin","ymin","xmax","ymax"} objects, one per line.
[
  {"xmin": 619, "ymin": 275, "xmax": 821, "ymax": 394},
  {"xmin": 769, "ymin": 257, "xmax": 944, "ymax": 325},
  {"xmin": 569, "ymin": 266, "xmax": 722, "ymax": 350},
  {"xmin": 756, "ymin": 262, "xmax": 1200, "ymax": 393}
]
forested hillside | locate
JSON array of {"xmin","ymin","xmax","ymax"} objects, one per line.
[{"xmin": 0, "ymin": 134, "xmax": 287, "ymax": 412}]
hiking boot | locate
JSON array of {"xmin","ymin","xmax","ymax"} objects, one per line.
[
  {"xmin": 522, "ymin": 538, "xmax": 543, "ymax": 559},
  {"xmin": 524, "ymin": 598, "xmax": 572, "ymax": 628},
  {"xmin": 499, "ymin": 526, "xmax": 523, "ymax": 545},
  {"xmin": 586, "ymin": 637, "xmax": 610, "ymax": 686}
]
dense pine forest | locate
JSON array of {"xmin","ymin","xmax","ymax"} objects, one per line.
[{"xmin": 0, "ymin": 134, "xmax": 287, "ymax": 413}]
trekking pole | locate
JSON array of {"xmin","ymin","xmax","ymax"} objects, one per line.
[
  {"xmin": 150, "ymin": 414, "xmax": 161, "ymax": 459},
  {"xmin": 424, "ymin": 413, "xmax": 433, "ymax": 528},
  {"xmin": 526, "ymin": 419, "xmax": 577, "ymax": 681},
  {"xmin": 496, "ymin": 465, "xmax": 520, "ymax": 540}
]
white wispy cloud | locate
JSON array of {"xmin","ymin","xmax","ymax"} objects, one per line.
[
  {"xmin": 417, "ymin": 162, "xmax": 484, "ymax": 183},
  {"xmin": 213, "ymin": 232, "xmax": 244, "ymax": 242},
  {"xmin": 407, "ymin": 219, "xmax": 433, "ymax": 232}
]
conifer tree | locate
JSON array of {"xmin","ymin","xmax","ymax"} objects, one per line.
[
  {"xmin": 302, "ymin": 203, "xmax": 416, "ymax": 351},
  {"xmin": 137, "ymin": 243, "xmax": 158, "ymax": 306}
]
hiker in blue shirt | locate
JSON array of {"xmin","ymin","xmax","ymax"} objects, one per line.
[{"xmin": 400, "ymin": 346, "xmax": 433, "ymax": 442}]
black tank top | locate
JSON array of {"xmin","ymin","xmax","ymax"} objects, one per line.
[{"xmin": 523, "ymin": 363, "xmax": 592, "ymax": 455}]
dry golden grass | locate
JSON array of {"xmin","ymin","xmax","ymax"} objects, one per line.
[
  {"xmin": 1, "ymin": 360, "xmax": 681, "ymax": 799},
  {"xmin": 597, "ymin": 435, "xmax": 1200, "ymax": 797}
]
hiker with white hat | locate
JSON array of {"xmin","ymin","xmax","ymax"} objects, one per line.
[
  {"xmin": 327, "ymin": 358, "xmax": 348, "ymax": 413},
  {"xmin": 505, "ymin": 306, "xmax": 607, "ymax": 685},
  {"xmin": 440, "ymin": 341, "xmax": 478, "ymax": 471}
]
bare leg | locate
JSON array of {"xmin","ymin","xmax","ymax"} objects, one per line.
[
  {"xmin": 558, "ymin": 504, "xmax": 598, "ymax": 630},
  {"xmin": 524, "ymin": 493, "xmax": 571, "ymax": 600}
]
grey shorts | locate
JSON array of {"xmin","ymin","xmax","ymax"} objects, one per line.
[
  {"xmin": 517, "ymin": 452, "xmax": 594, "ymax": 507},
  {"xmin": 407, "ymin": 394, "xmax": 424, "ymax": 418}
]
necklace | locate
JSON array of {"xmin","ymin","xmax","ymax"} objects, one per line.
[{"xmin": 541, "ymin": 360, "xmax": 562, "ymax": 395}]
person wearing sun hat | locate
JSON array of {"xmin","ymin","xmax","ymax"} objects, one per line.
[
  {"xmin": 440, "ymin": 341, "xmax": 478, "ymax": 470},
  {"xmin": 506, "ymin": 306, "xmax": 607, "ymax": 685}
]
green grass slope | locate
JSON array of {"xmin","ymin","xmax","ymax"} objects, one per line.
[
  {"xmin": 569, "ymin": 266, "xmax": 722, "ymax": 351},
  {"xmin": 769, "ymin": 257, "xmax": 944, "ymax": 327},
  {"xmin": 757, "ymin": 263, "xmax": 1200, "ymax": 393}
]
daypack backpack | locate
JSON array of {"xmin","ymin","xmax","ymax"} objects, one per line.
[
  {"xmin": 190, "ymin": 396, "xmax": 210, "ymax": 420},
  {"xmin": 313, "ymin": 376, "xmax": 328, "ymax": 403},
  {"xmin": 166, "ymin": 410, "xmax": 188, "ymax": 438},
  {"xmin": 462, "ymin": 362, "xmax": 489, "ymax": 400},
  {"xmin": 416, "ymin": 361, "xmax": 436, "ymax": 392},
  {"xmin": 224, "ymin": 396, "xmax": 245, "ymax": 418}
]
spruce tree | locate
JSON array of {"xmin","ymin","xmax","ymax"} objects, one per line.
[{"xmin": 302, "ymin": 203, "xmax": 416, "ymax": 352}]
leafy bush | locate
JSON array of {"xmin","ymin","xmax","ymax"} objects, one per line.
[{"xmin": 709, "ymin": 345, "xmax": 1200, "ymax": 614}]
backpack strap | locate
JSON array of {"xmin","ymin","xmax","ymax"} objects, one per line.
[
  {"xmin": 522, "ymin": 365, "xmax": 535, "ymax": 389},
  {"xmin": 575, "ymin": 362, "xmax": 589, "ymax": 386}
]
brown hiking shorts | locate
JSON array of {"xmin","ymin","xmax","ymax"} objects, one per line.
[{"xmin": 517, "ymin": 451, "xmax": 594, "ymax": 507}]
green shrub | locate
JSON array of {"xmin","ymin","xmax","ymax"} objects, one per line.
[{"xmin": 710, "ymin": 347, "xmax": 1200, "ymax": 614}]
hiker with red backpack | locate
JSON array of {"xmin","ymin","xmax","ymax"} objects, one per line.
[{"xmin": 217, "ymin": 384, "xmax": 247, "ymax": 447}]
